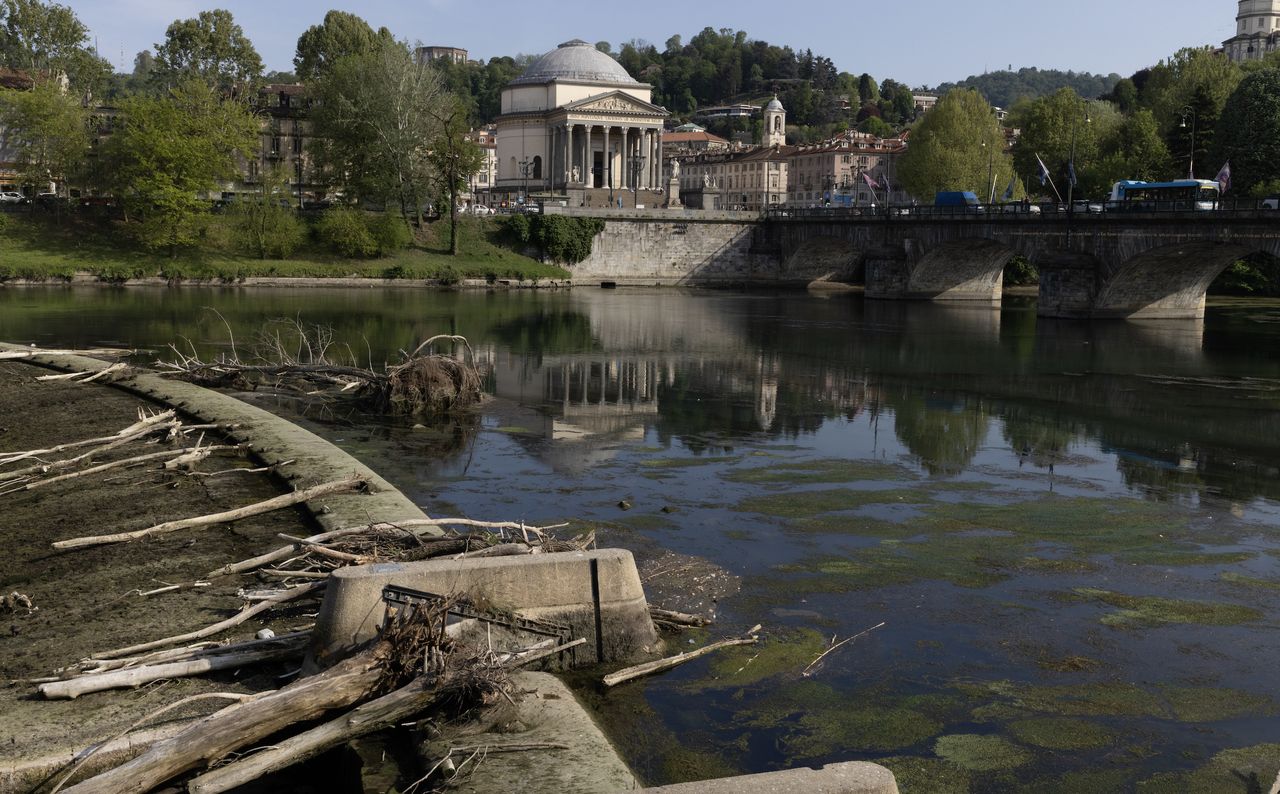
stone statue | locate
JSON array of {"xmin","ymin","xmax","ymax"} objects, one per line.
[
  {"xmin": 671, "ymin": 160, "xmax": 681, "ymax": 179},
  {"xmin": 571, "ymin": 165, "xmax": 580, "ymax": 183},
  {"xmin": 703, "ymin": 173, "xmax": 712, "ymax": 188}
]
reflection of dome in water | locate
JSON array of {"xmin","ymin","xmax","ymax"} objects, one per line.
[{"xmin": 512, "ymin": 39, "xmax": 642, "ymax": 85}]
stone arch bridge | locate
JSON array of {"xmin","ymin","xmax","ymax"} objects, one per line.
[{"xmin": 763, "ymin": 210, "xmax": 1280, "ymax": 319}]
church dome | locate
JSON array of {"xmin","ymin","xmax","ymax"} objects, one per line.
[
  {"xmin": 765, "ymin": 96, "xmax": 784, "ymax": 112},
  {"xmin": 512, "ymin": 39, "xmax": 641, "ymax": 85}
]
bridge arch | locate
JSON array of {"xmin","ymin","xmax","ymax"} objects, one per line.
[
  {"xmin": 1094, "ymin": 241, "xmax": 1256, "ymax": 319},
  {"xmin": 781, "ymin": 235, "xmax": 860, "ymax": 283},
  {"xmin": 906, "ymin": 238, "xmax": 1019, "ymax": 302}
]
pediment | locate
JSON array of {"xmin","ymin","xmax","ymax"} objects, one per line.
[{"xmin": 563, "ymin": 91, "xmax": 666, "ymax": 115}]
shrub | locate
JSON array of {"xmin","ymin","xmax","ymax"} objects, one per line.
[
  {"xmin": 366, "ymin": 213, "xmax": 412, "ymax": 255},
  {"xmin": 317, "ymin": 207, "xmax": 378, "ymax": 258},
  {"xmin": 530, "ymin": 216, "xmax": 603, "ymax": 264},
  {"xmin": 228, "ymin": 201, "xmax": 307, "ymax": 259}
]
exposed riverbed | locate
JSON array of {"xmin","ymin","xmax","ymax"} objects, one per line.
[{"xmin": 3, "ymin": 285, "xmax": 1279, "ymax": 791}]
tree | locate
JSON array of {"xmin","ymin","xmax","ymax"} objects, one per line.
[
  {"xmin": 103, "ymin": 79, "xmax": 257, "ymax": 255},
  {"xmin": 227, "ymin": 162, "xmax": 307, "ymax": 259},
  {"xmin": 1213, "ymin": 69, "xmax": 1280, "ymax": 196},
  {"xmin": 897, "ymin": 89, "xmax": 1011, "ymax": 201},
  {"xmin": 153, "ymin": 9, "xmax": 263, "ymax": 94},
  {"xmin": 308, "ymin": 38, "xmax": 444, "ymax": 224},
  {"xmin": 0, "ymin": 76, "xmax": 87, "ymax": 195},
  {"xmin": 293, "ymin": 10, "xmax": 392, "ymax": 84},
  {"xmin": 427, "ymin": 97, "xmax": 483, "ymax": 256},
  {"xmin": 0, "ymin": 0, "xmax": 109, "ymax": 93},
  {"xmin": 1010, "ymin": 89, "xmax": 1117, "ymax": 198},
  {"xmin": 1093, "ymin": 109, "xmax": 1171, "ymax": 185},
  {"xmin": 858, "ymin": 73, "xmax": 879, "ymax": 106}
]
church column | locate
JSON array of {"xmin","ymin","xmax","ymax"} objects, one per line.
[
  {"xmin": 565, "ymin": 123, "xmax": 574, "ymax": 185},
  {"xmin": 583, "ymin": 125, "xmax": 594, "ymax": 188},
  {"xmin": 648, "ymin": 128, "xmax": 657, "ymax": 189},
  {"xmin": 620, "ymin": 128, "xmax": 629, "ymax": 190},
  {"xmin": 603, "ymin": 126, "xmax": 611, "ymax": 193}
]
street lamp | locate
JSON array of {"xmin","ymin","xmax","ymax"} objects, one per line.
[
  {"xmin": 1180, "ymin": 106, "xmax": 1197, "ymax": 180},
  {"xmin": 1066, "ymin": 106, "xmax": 1092, "ymax": 214},
  {"xmin": 982, "ymin": 141, "xmax": 994, "ymax": 205},
  {"xmin": 518, "ymin": 158, "xmax": 531, "ymax": 204}
]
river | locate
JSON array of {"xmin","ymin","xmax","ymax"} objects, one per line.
[{"xmin": 3, "ymin": 285, "xmax": 1279, "ymax": 791}]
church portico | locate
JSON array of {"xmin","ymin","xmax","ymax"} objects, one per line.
[{"xmin": 493, "ymin": 40, "xmax": 670, "ymax": 204}]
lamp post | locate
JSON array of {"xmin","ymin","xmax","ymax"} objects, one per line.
[
  {"xmin": 518, "ymin": 158, "xmax": 531, "ymax": 205},
  {"xmin": 1066, "ymin": 106, "xmax": 1092, "ymax": 214},
  {"xmin": 983, "ymin": 141, "xmax": 994, "ymax": 206},
  {"xmin": 1180, "ymin": 106, "xmax": 1197, "ymax": 180}
]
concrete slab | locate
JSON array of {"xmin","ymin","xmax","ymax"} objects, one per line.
[
  {"xmin": 310, "ymin": 550, "xmax": 661, "ymax": 668},
  {"xmin": 636, "ymin": 763, "xmax": 899, "ymax": 794},
  {"xmin": 421, "ymin": 672, "xmax": 639, "ymax": 793}
]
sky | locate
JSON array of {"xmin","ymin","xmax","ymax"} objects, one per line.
[{"xmin": 74, "ymin": 0, "xmax": 1236, "ymax": 88}]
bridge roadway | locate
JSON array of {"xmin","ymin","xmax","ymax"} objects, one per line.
[{"xmin": 762, "ymin": 207, "xmax": 1280, "ymax": 319}]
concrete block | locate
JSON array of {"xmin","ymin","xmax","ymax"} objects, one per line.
[
  {"xmin": 310, "ymin": 550, "xmax": 660, "ymax": 668},
  {"xmin": 635, "ymin": 762, "xmax": 899, "ymax": 794}
]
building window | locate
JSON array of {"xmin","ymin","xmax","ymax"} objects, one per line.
[{"xmin": 292, "ymin": 136, "xmax": 302, "ymax": 155}]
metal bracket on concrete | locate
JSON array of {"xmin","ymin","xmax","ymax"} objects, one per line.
[{"xmin": 381, "ymin": 585, "xmax": 572, "ymax": 643}]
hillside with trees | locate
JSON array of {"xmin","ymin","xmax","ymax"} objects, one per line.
[{"xmin": 936, "ymin": 68, "xmax": 1123, "ymax": 108}]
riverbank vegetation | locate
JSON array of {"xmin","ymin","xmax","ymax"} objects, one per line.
[{"xmin": 0, "ymin": 212, "xmax": 569, "ymax": 283}]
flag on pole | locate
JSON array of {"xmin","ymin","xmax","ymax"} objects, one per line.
[
  {"xmin": 1036, "ymin": 154, "xmax": 1051, "ymax": 186},
  {"xmin": 1215, "ymin": 161, "xmax": 1232, "ymax": 194},
  {"xmin": 862, "ymin": 172, "xmax": 881, "ymax": 191},
  {"xmin": 1067, "ymin": 161, "xmax": 1078, "ymax": 188},
  {"xmin": 1002, "ymin": 175, "xmax": 1018, "ymax": 201}
]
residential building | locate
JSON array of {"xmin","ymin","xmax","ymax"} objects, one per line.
[
  {"xmin": 693, "ymin": 104, "xmax": 758, "ymax": 121},
  {"xmin": 467, "ymin": 127, "xmax": 498, "ymax": 206},
  {"xmin": 912, "ymin": 93, "xmax": 939, "ymax": 115},
  {"xmin": 785, "ymin": 133, "xmax": 907, "ymax": 207},
  {"xmin": 417, "ymin": 46, "xmax": 469, "ymax": 65},
  {"xmin": 1224, "ymin": 0, "xmax": 1280, "ymax": 62},
  {"xmin": 673, "ymin": 146, "xmax": 789, "ymax": 211},
  {"xmin": 239, "ymin": 83, "xmax": 323, "ymax": 204}
]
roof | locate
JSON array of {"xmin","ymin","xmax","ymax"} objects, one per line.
[
  {"xmin": 260, "ymin": 83, "xmax": 307, "ymax": 95},
  {"xmin": 665, "ymin": 130, "xmax": 729, "ymax": 145},
  {"xmin": 765, "ymin": 96, "xmax": 784, "ymax": 112},
  {"xmin": 512, "ymin": 39, "xmax": 641, "ymax": 86}
]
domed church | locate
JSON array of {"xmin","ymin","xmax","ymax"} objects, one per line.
[{"xmin": 493, "ymin": 40, "xmax": 670, "ymax": 203}]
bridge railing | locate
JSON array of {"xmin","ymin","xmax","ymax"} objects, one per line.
[{"xmin": 765, "ymin": 198, "xmax": 1280, "ymax": 221}]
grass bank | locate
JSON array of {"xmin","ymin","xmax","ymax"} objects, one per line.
[{"xmin": 0, "ymin": 212, "xmax": 570, "ymax": 284}]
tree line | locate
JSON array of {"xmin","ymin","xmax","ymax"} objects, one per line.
[
  {"xmin": 0, "ymin": 4, "xmax": 480, "ymax": 259},
  {"xmin": 897, "ymin": 46, "xmax": 1280, "ymax": 204}
]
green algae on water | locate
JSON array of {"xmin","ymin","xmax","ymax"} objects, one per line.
[
  {"xmin": 737, "ymin": 488, "xmax": 932, "ymax": 518},
  {"xmin": 1075, "ymin": 588, "xmax": 1263, "ymax": 628},
  {"xmin": 1007, "ymin": 717, "xmax": 1116, "ymax": 750},
  {"xmin": 1220, "ymin": 571, "xmax": 1280, "ymax": 591},
  {"xmin": 1137, "ymin": 743, "xmax": 1280, "ymax": 793},
  {"xmin": 934, "ymin": 734, "xmax": 1033, "ymax": 772},
  {"xmin": 640, "ymin": 456, "xmax": 740, "ymax": 469},
  {"xmin": 878, "ymin": 756, "xmax": 972, "ymax": 794},
  {"xmin": 783, "ymin": 707, "xmax": 943, "ymax": 756},
  {"xmin": 1158, "ymin": 686, "xmax": 1278, "ymax": 722},
  {"xmin": 700, "ymin": 628, "xmax": 829, "ymax": 688},
  {"xmin": 1029, "ymin": 768, "xmax": 1139, "ymax": 794},
  {"xmin": 721, "ymin": 459, "xmax": 916, "ymax": 486}
]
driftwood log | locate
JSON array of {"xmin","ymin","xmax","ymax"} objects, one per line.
[
  {"xmin": 40, "ymin": 634, "xmax": 310, "ymax": 700},
  {"xmin": 52, "ymin": 476, "xmax": 368, "ymax": 550},
  {"xmin": 63, "ymin": 611, "xmax": 450, "ymax": 794},
  {"xmin": 603, "ymin": 625, "xmax": 762, "ymax": 687}
]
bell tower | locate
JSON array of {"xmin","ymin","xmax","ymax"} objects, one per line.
[{"xmin": 763, "ymin": 96, "xmax": 786, "ymax": 148}]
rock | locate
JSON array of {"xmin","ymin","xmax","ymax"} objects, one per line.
[
  {"xmin": 256, "ymin": 628, "xmax": 276, "ymax": 640},
  {"xmin": 618, "ymin": 500, "xmax": 633, "ymax": 511}
]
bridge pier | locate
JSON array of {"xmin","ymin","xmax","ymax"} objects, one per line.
[{"xmin": 1036, "ymin": 251, "xmax": 1101, "ymax": 319}]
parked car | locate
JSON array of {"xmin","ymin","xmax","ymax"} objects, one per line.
[
  {"xmin": 1262, "ymin": 197, "xmax": 1279, "ymax": 210},
  {"xmin": 0, "ymin": 191, "xmax": 29, "ymax": 204}
]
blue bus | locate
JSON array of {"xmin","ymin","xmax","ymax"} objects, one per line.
[{"xmin": 1108, "ymin": 180, "xmax": 1220, "ymax": 211}]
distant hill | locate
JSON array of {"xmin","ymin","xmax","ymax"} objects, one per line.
[{"xmin": 935, "ymin": 68, "xmax": 1123, "ymax": 108}]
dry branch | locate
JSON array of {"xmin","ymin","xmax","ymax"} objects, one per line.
[
  {"xmin": 0, "ymin": 347, "xmax": 132, "ymax": 361},
  {"xmin": 800, "ymin": 622, "xmax": 885, "ymax": 678},
  {"xmin": 40, "ymin": 638, "xmax": 308, "ymax": 700},
  {"xmin": 7, "ymin": 445, "xmax": 239, "ymax": 495},
  {"xmin": 94, "ymin": 581, "xmax": 325, "ymax": 660},
  {"xmin": 649, "ymin": 607, "xmax": 712, "ymax": 627},
  {"xmin": 0, "ymin": 409, "xmax": 177, "ymax": 468},
  {"xmin": 52, "ymin": 476, "xmax": 367, "ymax": 550},
  {"xmin": 603, "ymin": 625, "xmax": 762, "ymax": 687}
]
